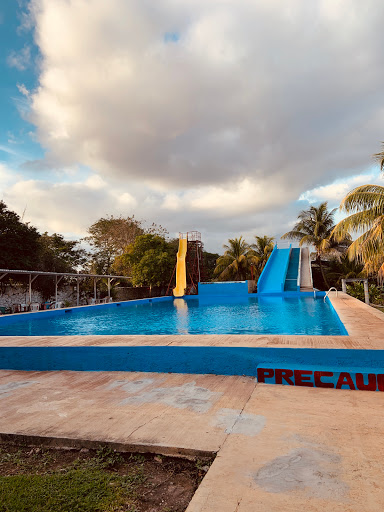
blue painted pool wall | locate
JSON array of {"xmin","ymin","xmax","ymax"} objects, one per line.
[
  {"xmin": 198, "ymin": 281, "xmax": 249, "ymax": 296},
  {"xmin": 0, "ymin": 295, "xmax": 174, "ymax": 326},
  {"xmin": 1, "ymin": 346, "xmax": 383, "ymax": 375},
  {"xmin": 257, "ymin": 244, "xmax": 277, "ymax": 292},
  {"xmin": 326, "ymin": 298, "xmax": 349, "ymax": 335}
]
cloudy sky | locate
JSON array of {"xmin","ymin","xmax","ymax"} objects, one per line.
[{"xmin": 0, "ymin": 0, "xmax": 383, "ymax": 252}]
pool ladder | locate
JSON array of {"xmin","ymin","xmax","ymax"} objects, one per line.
[{"xmin": 324, "ymin": 287, "xmax": 338, "ymax": 302}]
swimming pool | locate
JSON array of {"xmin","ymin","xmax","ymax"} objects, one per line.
[{"xmin": 0, "ymin": 295, "xmax": 347, "ymax": 336}]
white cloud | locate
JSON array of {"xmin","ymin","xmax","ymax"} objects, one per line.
[
  {"xmin": 159, "ymin": 177, "xmax": 291, "ymax": 215},
  {"xmin": 117, "ymin": 192, "xmax": 137, "ymax": 207},
  {"xmin": 0, "ymin": 162, "xmax": 298, "ymax": 251},
  {"xmin": 17, "ymin": 83, "xmax": 30, "ymax": 97},
  {"xmin": 0, "ymin": 145, "xmax": 19, "ymax": 156},
  {"xmin": 7, "ymin": 46, "xmax": 31, "ymax": 71},
  {"xmin": 299, "ymin": 172, "xmax": 380, "ymax": 203},
  {"xmin": 0, "ymin": 164, "xmax": 16, "ymax": 189},
  {"xmin": 5, "ymin": 0, "xmax": 384, "ymax": 250},
  {"xmin": 25, "ymin": 0, "xmax": 384, "ymax": 195},
  {"xmin": 84, "ymin": 174, "xmax": 106, "ymax": 190}
]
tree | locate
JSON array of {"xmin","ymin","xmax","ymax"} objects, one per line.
[
  {"xmin": 374, "ymin": 141, "xmax": 384, "ymax": 172},
  {"xmin": 250, "ymin": 235, "xmax": 275, "ymax": 277},
  {"xmin": 326, "ymin": 255, "xmax": 364, "ymax": 288},
  {"xmin": 202, "ymin": 251, "xmax": 220, "ymax": 281},
  {"xmin": 331, "ymin": 143, "xmax": 384, "ymax": 282},
  {"xmin": 332, "ymin": 184, "xmax": 384, "ymax": 281},
  {"xmin": 85, "ymin": 215, "xmax": 169, "ymax": 274},
  {"xmin": 282, "ymin": 202, "xmax": 350, "ymax": 288},
  {"xmin": 38, "ymin": 233, "xmax": 88, "ymax": 273},
  {"xmin": 85, "ymin": 215, "xmax": 145, "ymax": 274},
  {"xmin": 114, "ymin": 234, "xmax": 176, "ymax": 293},
  {"xmin": 0, "ymin": 200, "xmax": 41, "ymax": 270},
  {"xmin": 213, "ymin": 237, "xmax": 256, "ymax": 281},
  {"xmin": 34, "ymin": 233, "xmax": 88, "ymax": 300}
]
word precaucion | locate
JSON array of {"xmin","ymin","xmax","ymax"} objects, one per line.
[{"xmin": 257, "ymin": 368, "xmax": 384, "ymax": 392}]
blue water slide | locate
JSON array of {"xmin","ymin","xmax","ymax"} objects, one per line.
[{"xmin": 257, "ymin": 245, "xmax": 292, "ymax": 294}]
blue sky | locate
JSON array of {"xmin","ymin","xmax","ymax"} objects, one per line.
[
  {"xmin": 0, "ymin": 1, "xmax": 383, "ymax": 251},
  {"xmin": 0, "ymin": 2, "xmax": 42, "ymax": 168}
]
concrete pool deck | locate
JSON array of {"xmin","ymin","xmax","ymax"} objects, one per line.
[
  {"xmin": 187, "ymin": 382, "xmax": 384, "ymax": 512},
  {"xmin": 0, "ymin": 370, "xmax": 256, "ymax": 457},
  {"xmin": 0, "ymin": 369, "xmax": 383, "ymax": 511}
]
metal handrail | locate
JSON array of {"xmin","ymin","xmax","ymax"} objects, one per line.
[
  {"xmin": 324, "ymin": 287, "xmax": 338, "ymax": 302},
  {"xmin": 297, "ymin": 248, "xmax": 302, "ymax": 289}
]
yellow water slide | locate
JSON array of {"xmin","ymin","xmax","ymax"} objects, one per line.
[{"xmin": 173, "ymin": 234, "xmax": 188, "ymax": 297}]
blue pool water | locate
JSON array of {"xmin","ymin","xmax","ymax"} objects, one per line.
[{"xmin": 0, "ymin": 296, "xmax": 347, "ymax": 336}]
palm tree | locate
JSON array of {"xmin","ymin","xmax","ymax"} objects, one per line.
[
  {"xmin": 332, "ymin": 183, "xmax": 384, "ymax": 281},
  {"xmin": 326, "ymin": 255, "xmax": 364, "ymax": 288},
  {"xmin": 214, "ymin": 237, "xmax": 256, "ymax": 281},
  {"xmin": 282, "ymin": 202, "xmax": 349, "ymax": 288},
  {"xmin": 374, "ymin": 141, "xmax": 384, "ymax": 172},
  {"xmin": 251, "ymin": 236, "xmax": 275, "ymax": 276}
]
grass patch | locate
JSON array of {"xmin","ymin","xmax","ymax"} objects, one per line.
[
  {"xmin": 0, "ymin": 444, "xmax": 213, "ymax": 512},
  {"xmin": 0, "ymin": 468, "xmax": 140, "ymax": 512}
]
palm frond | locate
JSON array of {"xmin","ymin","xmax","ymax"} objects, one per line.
[
  {"xmin": 340, "ymin": 185, "xmax": 384, "ymax": 214},
  {"xmin": 332, "ymin": 209, "xmax": 381, "ymax": 240},
  {"xmin": 373, "ymin": 142, "xmax": 384, "ymax": 173}
]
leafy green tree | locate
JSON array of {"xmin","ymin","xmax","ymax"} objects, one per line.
[
  {"xmin": 282, "ymin": 202, "xmax": 350, "ymax": 288},
  {"xmin": 250, "ymin": 235, "xmax": 275, "ymax": 277},
  {"xmin": 114, "ymin": 234, "xmax": 176, "ymax": 294},
  {"xmin": 35, "ymin": 233, "xmax": 89, "ymax": 299},
  {"xmin": 202, "ymin": 251, "xmax": 220, "ymax": 281},
  {"xmin": 85, "ymin": 215, "xmax": 145, "ymax": 274},
  {"xmin": 38, "ymin": 233, "xmax": 88, "ymax": 273},
  {"xmin": 347, "ymin": 282, "xmax": 383, "ymax": 305},
  {"xmin": 85, "ymin": 215, "xmax": 169, "ymax": 274},
  {"xmin": 214, "ymin": 237, "xmax": 256, "ymax": 281},
  {"xmin": 0, "ymin": 200, "xmax": 41, "ymax": 270},
  {"xmin": 325, "ymin": 255, "xmax": 364, "ymax": 288}
]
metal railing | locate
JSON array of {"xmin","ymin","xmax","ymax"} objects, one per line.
[
  {"xmin": 324, "ymin": 287, "xmax": 338, "ymax": 302},
  {"xmin": 297, "ymin": 248, "xmax": 302, "ymax": 289}
]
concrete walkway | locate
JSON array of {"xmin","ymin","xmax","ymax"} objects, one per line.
[
  {"xmin": 187, "ymin": 383, "xmax": 384, "ymax": 511},
  {"xmin": 0, "ymin": 370, "xmax": 256, "ymax": 457},
  {"xmin": 1, "ymin": 370, "xmax": 384, "ymax": 511}
]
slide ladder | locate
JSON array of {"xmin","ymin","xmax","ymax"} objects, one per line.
[
  {"xmin": 173, "ymin": 234, "xmax": 188, "ymax": 297},
  {"xmin": 284, "ymin": 248, "xmax": 301, "ymax": 291}
]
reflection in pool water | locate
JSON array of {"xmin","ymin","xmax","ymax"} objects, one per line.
[{"xmin": 0, "ymin": 295, "xmax": 347, "ymax": 336}]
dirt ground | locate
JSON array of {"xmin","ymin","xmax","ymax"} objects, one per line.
[{"xmin": 0, "ymin": 443, "xmax": 213, "ymax": 512}]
